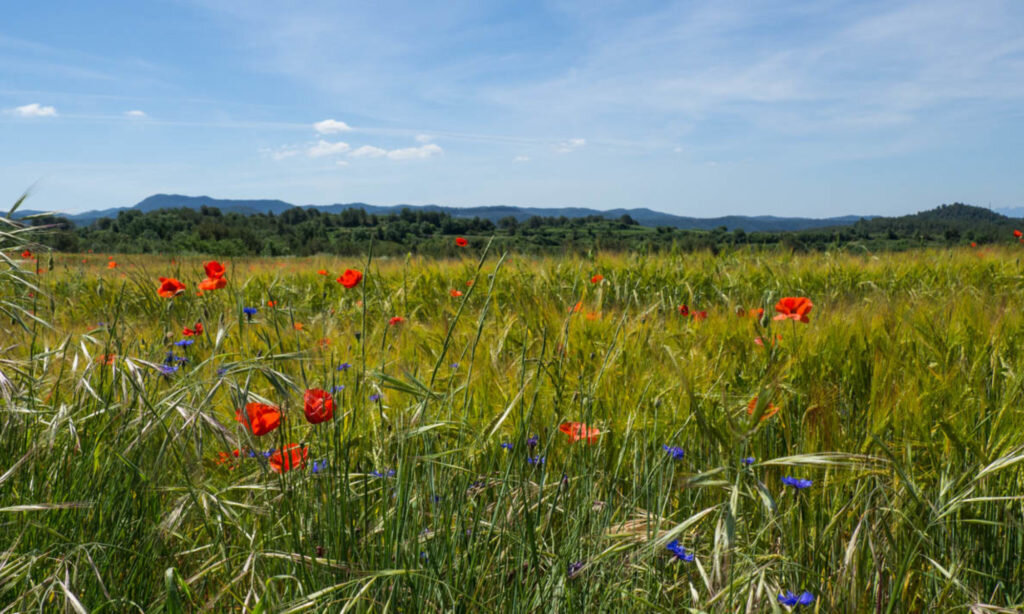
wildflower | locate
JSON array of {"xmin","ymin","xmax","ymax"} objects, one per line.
[
  {"xmin": 204, "ymin": 261, "xmax": 226, "ymax": 279},
  {"xmin": 971, "ymin": 242, "xmax": 977, "ymax": 247},
  {"xmin": 96, "ymin": 354, "xmax": 116, "ymax": 366},
  {"xmin": 158, "ymin": 364, "xmax": 178, "ymax": 376},
  {"xmin": 198, "ymin": 276, "xmax": 227, "ymax": 291},
  {"xmin": 303, "ymin": 388, "xmax": 335, "ymax": 424},
  {"xmin": 527, "ymin": 456, "xmax": 546, "ymax": 465},
  {"xmin": 370, "ymin": 469, "xmax": 396, "ymax": 478},
  {"xmin": 389, "ymin": 316, "xmax": 405, "ymax": 326},
  {"xmin": 369, "ymin": 393, "xmax": 382, "ymax": 402},
  {"xmin": 754, "ymin": 334, "xmax": 782, "ymax": 347},
  {"xmin": 269, "ymin": 443, "xmax": 308, "ymax": 473},
  {"xmin": 455, "ymin": 237, "xmax": 468, "ymax": 247},
  {"xmin": 21, "ymin": 249, "xmax": 31, "ymax": 258},
  {"xmin": 450, "ymin": 362, "xmax": 459, "ymax": 369},
  {"xmin": 243, "ymin": 306, "xmax": 257, "ymax": 321},
  {"xmin": 107, "ymin": 261, "xmax": 117, "ymax": 269},
  {"xmin": 569, "ymin": 301, "xmax": 582, "ymax": 313},
  {"xmin": 742, "ymin": 457, "xmax": 756, "ymax": 465},
  {"xmin": 590, "ymin": 274, "xmax": 603, "ymax": 283},
  {"xmin": 666, "ymin": 540, "xmax": 694, "ymax": 562},
  {"xmin": 1015, "ymin": 230, "xmax": 1023, "ymax": 239},
  {"xmin": 235, "ymin": 402, "xmax": 281, "ymax": 436},
  {"xmin": 747, "ymin": 397, "xmax": 780, "ymax": 421},
  {"xmin": 331, "ymin": 385, "xmax": 345, "ymax": 393},
  {"xmin": 157, "ymin": 277, "xmax": 186, "ymax": 298},
  {"xmin": 778, "ymin": 591, "xmax": 815, "ymax": 607},
  {"xmin": 568, "ymin": 561, "xmax": 585, "ymax": 579},
  {"xmin": 501, "ymin": 442, "xmax": 514, "ymax": 450},
  {"xmin": 311, "ymin": 460, "xmax": 325, "ymax": 474},
  {"xmin": 182, "ymin": 322, "xmax": 203, "ymax": 336},
  {"xmin": 465, "ymin": 280, "xmax": 474, "ymax": 286},
  {"xmin": 527, "ymin": 435, "xmax": 538, "ymax": 449},
  {"xmin": 317, "ymin": 269, "xmax": 328, "ymax": 276},
  {"xmin": 692, "ymin": 310, "xmax": 707, "ymax": 320},
  {"xmin": 293, "ymin": 322, "xmax": 304, "ymax": 331},
  {"xmin": 773, "ymin": 297, "xmax": 813, "ymax": 323},
  {"xmin": 781, "ymin": 476, "xmax": 813, "ymax": 490},
  {"xmin": 216, "ymin": 367, "xmax": 228, "ymax": 377},
  {"xmin": 267, "ymin": 300, "xmax": 277, "ymax": 308},
  {"xmin": 450, "ymin": 289, "xmax": 463, "ymax": 297},
  {"xmin": 678, "ymin": 304, "xmax": 689, "ymax": 316},
  {"xmin": 662, "ymin": 445, "xmax": 685, "ymax": 460},
  {"xmin": 337, "ymin": 268, "xmax": 363, "ymax": 288},
  {"xmin": 337, "ymin": 362, "xmax": 352, "ymax": 371},
  {"xmin": 559, "ymin": 422, "xmax": 601, "ymax": 444}
]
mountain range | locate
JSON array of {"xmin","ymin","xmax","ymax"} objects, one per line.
[{"xmin": 18, "ymin": 194, "xmax": 877, "ymax": 232}]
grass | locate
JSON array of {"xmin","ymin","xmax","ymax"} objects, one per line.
[{"xmin": 2, "ymin": 231, "xmax": 1024, "ymax": 612}]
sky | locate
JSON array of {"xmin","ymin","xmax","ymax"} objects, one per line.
[{"xmin": 1, "ymin": 0, "xmax": 1022, "ymax": 217}]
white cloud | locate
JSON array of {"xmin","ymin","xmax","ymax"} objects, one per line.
[
  {"xmin": 314, "ymin": 118, "xmax": 351, "ymax": 134},
  {"xmin": 415, "ymin": 133, "xmax": 434, "ymax": 143},
  {"xmin": 261, "ymin": 145, "xmax": 301, "ymax": 160},
  {"xmin": 554, "ymin": 138, "xmax": 586, "ymax": 153},
  {"xmin": 125, "ymin": 110, "xmax": 147, "ymax": 118},
  {"xmin": 514, "ymin": 155, "xmax": 530, "ymax": 162},
  {"xmin": 385, "ymin": 143, "xmax": 442, "ymax": 160},
  {"xmin": 9, "ymin": 103, "xmax": 57, "ymax": 118},
  {"xmin": 349, "ymin": 145, "xmax": 388, "ymax": 158},
  {"xmin": 307, "ymin": 139, "xmax": 350, "ymax": 157}
]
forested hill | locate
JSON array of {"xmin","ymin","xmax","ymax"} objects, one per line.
[{"xmin": 28, "ymin": 201, "xmax": 1024, "ymax": 257}]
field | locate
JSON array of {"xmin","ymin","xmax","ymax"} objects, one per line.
[{"xmin": 3, "ymin": 238, "xmax": 1024, "ymax": 612}]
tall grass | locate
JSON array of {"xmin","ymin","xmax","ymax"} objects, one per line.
[{"xmin": 2, "ymin": 238, "xmax": 1024, "ymax": 612}]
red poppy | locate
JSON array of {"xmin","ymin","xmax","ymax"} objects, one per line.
[
  {"xmin": 337, "ymin": 269, "xmax": 363, "ymax": 288},
  {"xmin": 692, "ymin": 310, "xmax": 707, "ymax": 321},
  {"xmin": 198, "ymin": 276, "xmax": 227, "ymax": 291},
  {"xmin": 183, "ymin": 322, "xmax": 204, "ymax": 336},
  {"xmin": 971, "ymin": 242, "xmax": 977, "ymax": 248},
  {"xmin": 267, "ymin": 301, "xmax": 277, "ymax": 308},
  {"xmin": 1015, "ymin": 230, "xmax": 1022, "ymax": 239},
  {"xmin": 108, "ymin": 255, "xmax": 114, "ymax": 260},
  {"xmin": 773, "ymin": 297, "xmax": 813, "ymax": 323},
  {"xmin": 455, "ymin": 237, "xmax": 468, "ymax": 247},
  {"xmin": 21, "ymin": 249, "xmax": 31, "ymax": 258},
  {"xmin": 569, "ymin": 301, "xmax": 582, "ymax": 313},
  {"xmin": 591, "ymin": 274, "xmax": 604, "ymax": 283},
  {"xmin": 235, "ymin": 402, "xmax": 281, "ymax": 436},
  {"xmin": 293, "ymin": 322, "xmax": 304, "ymax": 331},
  {"xmin": 96, "ymin": 354, "xmax": 116, "ymax": 366},
  {"xmin": 157, "ymin": 277, "xmax": 186, "ymax": 298},
  {"xmin": 559, "ymin": 422, "xmax": 601, "ymax": 444},
  {"xmin": 754, "ymin": 334, "xmax": 782, "ymax": 347},
  {"xmin": 678, "ymin": 304, "xmax": 689, "ymax": 316},
  {"xmin": 303, "ymin": 388, "xmax": 335, "ymax": 424},
  {"xmin": 747, "ymin": 397, "xmax": 780, "ymax": 421},
  {"xmin": 269, "ymin": 443, "xmax": 308, "ymax": 473},
  {"xmin": 204, "ymin": 260, "xmax": 226, "ymax": 279},
  {"xmin": 389, "ymin": 316, "xmax": 405, "ymax": 326},
  {"xmin": 450, "ymin": 289, "xmax": 463, "ymax": 297},
  {"xmin": 107, "ymin": 261, "xmax": 118, "ymax": 269},
  {"xmin": 317, "ymin": 269, "xmax": 328, "ymax": 276}
]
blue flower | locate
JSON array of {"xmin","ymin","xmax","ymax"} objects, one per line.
[
  {"xmin": 174, "ymin": 339, "xmax": 194, "ymax": 347},
  {"xmin": 370, "ymin": 469, "xmax": 395, "ymax": 478},
  {"xmin": 431, "ymin": 494, "xmax": 443, "ymax": 503},
  {"xmin": 527, "ymin": 455, "xmax": 545, "ymax": 466},
  {"xmin": 666, "ymin": 540, "xmax": 694, "ymax": 562},
  {"xmin": 337, "ymin": 363, "xmax": 351, "ymax": 371},
  {"xmin": 369, "ymin": 393, "xmax": 382, "ymax": 402},
  {"xmin": 311, "ymin": 460, "xmax": 326, "ymax": 474},
  {"xmin": 216, "ymin": 367, "xmax": 228, "ymax": 377},
  {"xmin": 742, "ymin": 457, "xmax": 756, "ymax": 465},
  {"xmin": 568, "ymin": 561, "xmax": 584, "ymax": 578},
  {"xmin": 243, "ymin": 307, "xmax": 258, "ymax": 316},
  {"xmin": 500, "ymin": 442, "xmax": 514, "ymax": 450},
  {"xmin": 450, "ymin": 362, "xmax": 459, "ymax": 369},
  {"xmin": 778, "ymin": 591, "xmax": 815, "ymax": 607},
  {"xmin": 331, "ymin": 385, "xmax": 345, "ymax": 394},
  {"xmin": 781, "ymin": 476, "xmax": 813, "ymax": 490},
  {"xmin": 662, "ymin": 445, "xmax": 685, "ymax": 460},
  {"xmin": 526, "ymin": 435, "xmax": 538, "ymax": 449},
  {"xmin": 158, "ymin": 364, "xmax": 178, "ymax": 376},
  {"xmin": 263, "ymin": 448, "xmax": 275, "ymax": 458}
]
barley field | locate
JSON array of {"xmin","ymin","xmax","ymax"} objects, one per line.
[{"xmin": 3, "ymin": 235, "xmax": 1024, "ymax": 612}]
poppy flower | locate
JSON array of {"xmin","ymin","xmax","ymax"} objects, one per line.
[
  {"xmin": 747, "ymin": 397, "xmax": 780, "ymax": 421},
  {"xmin": 198, "ymin": 276, "xmax": 227, "ymax": 291},
  {"xmin": 455, "ymin": 237, "xmax": 468, "ymax": 247},
  {"xmin": 303, "ymin": 388, "xmax": 335, "ymax": 424},
  {"xmin": 590, "ymin": 274, "xmax": 604, "ymax": 283},
  {"xmin": 754, "ymin": 334, "xmax": 782, "ymax": 347},
  {"xmin": 971, "ymin": 242, "xmax": 977, "ymax": 248},
  {"xmin": 466, "ymin": 280, "xmax": 474, "ymax": 286},
  {"xmin": 268, "ymin": 443, "xmax": 308, "ymax": 473},
  {"xmin": 96, "ymin": 354, "xmax": 116, "ymax": 366},
  {"xmin": 317, "ymin": 269, "xmax": 328, "ymax": 276},
  {"xmin": 692, "ymin": 310, "xmax": 707, "ymax": 321},
  {"xmin": 739, "ymin": 307, "xmax": 764, "ymax": 318},
  {"xmin": 569, "ymin": 301, "xmax": 582, "ymax": 313},
  {"xmin": 678, "ymin": 304, "xmax": 689, "ymax": 316},
  {"xmin": 317, "ymin": 337, "xmax": 330, "ymax": 348},
  {"xmin": 1015, "ymin": 230, "xmax": 1022, "ymax": 239},
  {"xmin": 157, "ymin": 277, "xmax": 186, "ymax": 298},
  {"xmin": 389, "ymin": 316, "xmax": 405, "ymax": 326},
  {"xmin": 773, "ymin": 297, "xmax": 813, "ymax": 323},
  {"xmin": 107, "ymin": 261, "xmax": 118, "ymax": 269},
  {"xmin": 450, "ymin": 289, "xmax": 463, "ymax": 297},
  {"xmin": 559, "ymin": 422, "xmax": 601, "ymax": 444},
  {"xmin": 204, "ymin": 260, "xmax": 226, "ymax": 279},
  {"xmin": 293, "ymin": 322, "xmax": 304, "ymax": 331},
  {"xmin": 21, "ymin": 249, "xmax": 31, "ymax": 258},
  {"xmin": 267, "ymin": 300, "xmax": 277, "ymax": 308},
  {"xmin": 235, "ymin": 402, "xmax": 281, "ymax": 436},
  {"xmin": 337, "ymin": 268, "xmax": 363, "ymax": 288}
]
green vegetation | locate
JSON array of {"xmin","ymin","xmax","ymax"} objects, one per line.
[
  {"xmin": 4, "ymin": 207, "xmax": 1024, "ymax": 611},
  {"xmin": 32, "ymin": 202, "xmax": 1023, "ymax": 257}
]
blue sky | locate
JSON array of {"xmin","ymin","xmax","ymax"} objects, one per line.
[{"xmin": 1, "ymin": 0, "xmax": 1022, "ymax": 216}]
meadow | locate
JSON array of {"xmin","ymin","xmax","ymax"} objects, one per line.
[{"xmin": 2, "ymin": 236, "xmax": 1024, "ymax": 612}]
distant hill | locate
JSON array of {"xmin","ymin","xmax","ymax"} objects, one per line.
[
  {"xmin": 19, "ymin": 194, "xmax": 870, "ymax": 232},
  {"xmin": 847, "ymin": 202, "xmax": 1014, "ymax": 237}
]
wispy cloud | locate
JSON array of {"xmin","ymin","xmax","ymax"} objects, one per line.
[
  {"xmin": 8, "ymin": 103, "xmax": 57, "ymax": 117},
  {"xmin": 349, "ymin": 143, "xmax": 442, "ymax": 160},
  {"xmin": 554, "ymin": 138, "xmax": 585, "ymax": 153},
  {"xmin": 124, "ymin": 109, "xmax": 147, "ymax": 118},
  {"xmin": 314, "ymin": 118, "xmax": 351, "ymax": 134},
  {"xmin": 307, "ymin": 139, "xmax": 350, "ymax": 157}
]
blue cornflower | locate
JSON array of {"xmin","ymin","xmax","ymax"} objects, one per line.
[
  {"xmin": 164, "ymin": 351, "xmax": 177, "ymax": 365},
  {"xmin": 526, "ymin": 435, "xmax": 539, "ymax": 449},
  {"xmin": 174, "ymin": 339, "xmax": 194, "ymax": 347},
  {"xmin": 97, "ymin": 322, "xmax": 107, "ymax": 327},
  {"xmin": 742, "ymin": 457, "xmax": 756, "ymax": 466},
  {"xmin": 158, "ymin": 364, "xmax": 178, "ymax": 376},
  {"xmin": 243, "ymin": 307, "xmax": 257, "ymax": 321},
  {"xmin": 331, "ymin": 385, "xmax": 345, "ymax": 394},
  {"xmin": 248, "ymin": 450, "xmax": 256, "ymax": 457},
  {"xmin": 662, "ymin": 445, "xmax": 685, "ymax": 460},
  {"xmin": 450, "ymin": 362, "xmax": 459, "ymax": 369},
  {"xmin": 666, "ymin": 540, "xmax": 694, "ymax": 562},
  {"xmin": 778, "ymin": 591, "xmax": 815, "ymax": 607},
  {"xmin": 337, "ymin": 362, "xmax": 351, "ymax": 371},
  {"xmin": 369, "ymin": 393, "xmax": 382, "ymax": 402},
  {"xmin": 311, "ymin": 460, "xmax": 323, "ymax": 474},
  {"xmin": 216, "ymin": 367, "xmax": 228, "ymax": 377},
  {"xmin": 568, "ymin": 561, "xmax": 584, "ymax": 579},
  {"xmin": 370, "ymin": 469, "xmax": 396, "ymax": 478},
  {"xmin": 782, "ymin": 476, "xmax": 813, "ymax": 490},
  {"xmin": 501, "ymin": 442, "xmax": 514, "ymax": 450},
  {"xmin": 527, "ymin": 455, "xmax": 545, "ymax": 466},
  {"xmin": 431, "ymin": 495, "xmax": 443, "ymax": 503},
  {"xmin": 263, "ymin": 448, "xmax": 275, "ymax": 458}
]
